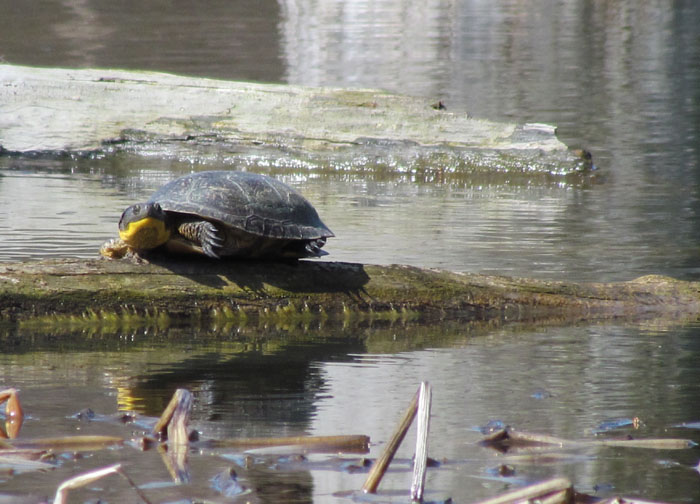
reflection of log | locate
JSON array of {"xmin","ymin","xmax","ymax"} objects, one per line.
[
  {"xmin": 2, "ymin": 258, "xmax": 700, "ymax": 327},
  {"xmin": 2, "ymin": 258, "xmax": 700, "ymax": 325}
]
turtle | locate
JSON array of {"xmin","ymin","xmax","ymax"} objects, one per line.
[{"xmin": 100, "ymin": 170, "xmax": 334, "ymax": 260}]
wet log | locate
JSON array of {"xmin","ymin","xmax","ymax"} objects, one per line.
[
  {"xmin": 0, "ymin": 64, "xmax": 591, "ymax": 175},
  {"xmin": 1, "ymin": 258, "xmax": 700, "ymax": 327},
  {"xmin": 1, "ymin": 258, "xmax": 700, "ymax": 328}
]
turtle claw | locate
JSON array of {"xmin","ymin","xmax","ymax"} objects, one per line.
[{"xmin": 200, "ymin": 221, "xmax": 224, "ymax": 259}]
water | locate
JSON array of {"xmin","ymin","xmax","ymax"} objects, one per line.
[{"xmin": 1, "ymin": 0, "xmax": 700, "ymax": 502}]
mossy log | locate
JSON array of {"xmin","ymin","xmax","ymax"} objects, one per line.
[
  {"xmin": 0, "ymin": 64, "xmax": 591, "ymax": 175},
  {"xmin": 1, "ymin": 258, "xmax": 699, "ymax": 328}
]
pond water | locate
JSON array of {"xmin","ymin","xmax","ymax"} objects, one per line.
[{"xmin": 2, "ymin": 1, "xmax": 700, "ymax": 503}]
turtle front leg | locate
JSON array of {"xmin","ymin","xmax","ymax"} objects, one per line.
[
  {"xmin": 100, "ymin": 238, "xmax": 131, "ymax": 259},
  {"xmin": 177, "ymin": 220, "xmax": 225, "ymax": 258},
  {"xmin": 100, "ymin": 238, "xmax": 152, "ymax": 262}
]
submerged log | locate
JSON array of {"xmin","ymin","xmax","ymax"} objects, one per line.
[
  {"xmin": 1, "ymin": 258, "xmax": 699, "ymax": 326},
  {"xmin": 0, "ymin": 64, "xmax": 591, "ymax": 175}
]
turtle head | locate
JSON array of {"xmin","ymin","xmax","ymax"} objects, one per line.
[{"xmin": 118, "ymin": 202, "xmax": 171, "ymax": 250}]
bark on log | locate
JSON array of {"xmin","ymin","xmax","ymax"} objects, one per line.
[{"xmin": 0, "ymin": 258, "xmax": 699, "ymax": 327}]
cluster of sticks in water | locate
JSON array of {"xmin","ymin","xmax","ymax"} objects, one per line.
[{"xmin": 0, "ymin": 385, "xmax": 697, "ymax": 503}]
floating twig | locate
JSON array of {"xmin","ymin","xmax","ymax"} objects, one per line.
[
  {"xmin": 207, "ymin": 434, "xmax": 370, "ymax": 453},
  {"xmin": 594, "ymin": 437, "xmax": 696, "ymax": 450},
  {"xmin": 482, "ymin": 428, "xmax": 695, "ymax": 451},
  {"xmin": 410, "ymin": 381, "xmax": 432, "ymax": 503},
  {"xmin": 53, "ymin": 463, "xmax": 152, "ymax": 504},
  {"xmin": 14, "ymin": 435, "xmax": 123, "ymax": 451}
]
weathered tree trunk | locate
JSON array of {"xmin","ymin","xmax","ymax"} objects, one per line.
[{"xmin": 1, "ymin": 258, "xmax": 698, "ymax": 327}]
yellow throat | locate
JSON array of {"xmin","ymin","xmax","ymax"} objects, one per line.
[{"xmin": 119, "ymin": 216, "xmax": 170, "ymax": 250}]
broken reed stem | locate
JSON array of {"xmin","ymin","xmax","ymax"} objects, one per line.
[
  {"xmin": 410, "ymin": 382, "xmax": 432, "ymax": 503},
  {"xmin": 167, "ymin": 389, "xmax": 193, "ymax": 446},
  {"xmin": 154, "ymin": 388, "xmax": 194, "ymax": 484},
  {"xmin": 153, "ymin": 388, "xmax": 192, "ymax": 438},
  {"xmin": 362, "ymin": 387, "xmax": 419, "ymax": 494}
]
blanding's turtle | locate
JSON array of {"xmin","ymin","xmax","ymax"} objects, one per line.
[{"xmin": 100, "ymin": 170, "xmax": 333, "ymax": 259}]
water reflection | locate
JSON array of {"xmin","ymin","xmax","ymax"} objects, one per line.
[
  {"xmin": 279, "ymin": 0, "xmax": 454, "ymax": 97},
  {"xmin": 1, "ymin": 321, "xmax": 699, "ymax": 501},
  {"xmin": 0, "ymin": 167, "xmax": 124, "ymax": 260},
  {"xmin": 0, "ymin": 0, "xmax": 284, "ymax": 82}
]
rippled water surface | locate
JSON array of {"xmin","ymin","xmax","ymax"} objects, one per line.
[{"xmin": 1, "ymin": 1, "xmax": 700, "ymax": 502}]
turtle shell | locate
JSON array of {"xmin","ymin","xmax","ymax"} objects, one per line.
[{"xmin": 147, "ymin": 171, "xmax": 334, "ymax": 240}]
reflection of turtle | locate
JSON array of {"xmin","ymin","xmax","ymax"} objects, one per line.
[{"xmin": 100, "ymin": 170, "xmax": 334, "ymax": 260}]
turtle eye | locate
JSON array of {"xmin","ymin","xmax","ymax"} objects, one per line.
[{"xmin": 119, "ymin": 204, "xmax": 140, "ymax": 229}]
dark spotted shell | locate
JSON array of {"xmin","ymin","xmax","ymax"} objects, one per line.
[{"xmin": 147, "ymin": 171, "xmax": 333, "ymax": 240}]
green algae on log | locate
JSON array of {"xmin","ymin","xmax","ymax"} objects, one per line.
[
  {"xmin": 0, "ymin": 64, "xmax": 591, "ymax": 175},
  {"xmin": 0, "ymin": 258, "xmax": 699, "ymax": 327}
]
